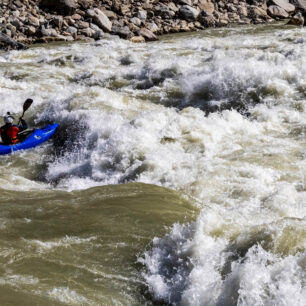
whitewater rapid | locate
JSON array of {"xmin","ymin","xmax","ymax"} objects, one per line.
[{"xmin": 0, "ymin": 24, "xmax": 305, "ymax": 305}]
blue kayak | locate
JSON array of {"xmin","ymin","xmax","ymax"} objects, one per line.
[{"xmin": 0, "ymin": 123, "xmax": 58, "ymax": 155}]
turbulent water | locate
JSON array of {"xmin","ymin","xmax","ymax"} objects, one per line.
[{"xmin": 0, "ymin": 24, "xmax": 305, "ymax": 305}]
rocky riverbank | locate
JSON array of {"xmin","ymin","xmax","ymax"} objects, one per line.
[{"xmin": 0, "ymin": 0, "xmax": 305, "ymax": 50}]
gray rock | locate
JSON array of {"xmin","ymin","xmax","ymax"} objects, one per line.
[
  {"xmin": 79, "ymin": 27, "xmax": 95, "ymax": 37},
  {"xmin": 28, "ymin": 16, "xmax": 40, "ymax": 27},
  {"xmin": 86, "ymin": 8, "xmax": 112, "ymax": 32},
  {"xmin": 13, "ymin": 1, "xmax": 23, "ymax": 8},
  {"xmin": 89, "ymin": 23, "xmax": 101, "ymax": 32},
  {"xmin": 268, "ymin": 5, "xmax": 290, "ymax": 18},
  {"xmin": 93, "ymin": 29, "xmax": 104, "ymax": 40},
  {"xmin": 168, "ymin": 2, "xmax": 179, "ymax": 12},
  {"xmin": 179, "ymin": 5, "xmax": 200, "ymax": 20},
  {"xmin": 41, "ymin": 27, "xmax": 58, "ymax": 37},
  {"xmin": 66, "ymin": 26, "xmax": 77, "ymax": 35},
  {"xmin": 130, "ymin": 17, "xmax": 142, "ymax": 26},
  {"xmin": 11, "ymin": 10, "xmax": 20, "ymax": 18},
  {"xmin": 137, "ymin": 28, "xmax": 158, "ymax": 41},
  {"xmin": 238, "ymin": 5, "xmax": 248, "ymax": 17},
  {"xmin": 137, "ymin": 10, "xmax": 147, "ymax": 21},
  {"xmin": 27, "ymin": 26, "xmax": 36, "ymax": 35},
  {"xmin": 270, "ymin": 0, "xmax": 295, "ymax": 12},
  {"xmin": 111, "ymin": 26, "xmax": 131, "ymax": 39},
  {"xmin": 249, "ymin": 6, "xmax": 269, "ymax": 19},
  {"xmin": 146, "ymin": 22, "xmax": 159, "ymax": 33}
]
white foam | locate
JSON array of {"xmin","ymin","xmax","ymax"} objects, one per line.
[
  {"xmin": 0, "ymin": 25, "xmax": 305, "ymax": 304},
  {"xmin": 48, "ymin": 287, "xmax": 89, "ymax": 305}
]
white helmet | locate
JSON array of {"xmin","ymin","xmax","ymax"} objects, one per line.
[{"xmin": 4, "ymin": 114, "xmax": 14, "ymax": 124}]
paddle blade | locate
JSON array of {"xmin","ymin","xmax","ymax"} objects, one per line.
[{"xmin": 23, "ymin": 99, "xmax": 33, "ymax": 112}]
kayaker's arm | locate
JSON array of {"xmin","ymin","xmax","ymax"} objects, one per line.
[{"xmin": 18, "ymin": 117, "xmax": 28, "ymax": 131}]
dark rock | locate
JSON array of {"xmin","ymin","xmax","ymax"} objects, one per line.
[
  {"xmin": 40, "ymin": 0, "xmax": 77, "ymax": 16},
  {"xmin": 78, "ymin": 0, "xmax": 93, "ymax": 10},
  {"xmin": 179, "ymin": 5, "xmax": 200, "ymax": 20},
  {"xmin": 287, "ymin": 11, "xmax": 304, "ymax": 25},
  {"xmin": 179, "ymin": 0, "xmax": 192, "ymax": 5},
  {"xmin": 291, "ymin": 0, "xmax": 306, "ymax": 11},
  {"xmin": 53, "ymin": 16, "xmax": 64, "ymax": 29},
  {"xmin": 0, "ymin": 32, "xmax": 28, "ymax": 50},
  {"xmin": 199, "ymin": 12, "xmax": 216, "ymax": 27}
]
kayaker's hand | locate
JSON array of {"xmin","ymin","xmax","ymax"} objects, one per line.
[{"xmin": 19, "ymin": 117, "xmax": 23, "ymax": 120}]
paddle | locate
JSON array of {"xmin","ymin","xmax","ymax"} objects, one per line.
[{"xmin": 18, "ymin": 98, "xmax": 33, "ymax": 124}]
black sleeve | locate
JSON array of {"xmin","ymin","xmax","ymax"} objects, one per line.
[{"xmin": 18, "ymin": 119, "xmax": 28, "ymax": 131}]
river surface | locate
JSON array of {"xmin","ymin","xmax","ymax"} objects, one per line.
[{"xmin": 0, "ymin": 24, "xmax": 305, "ymax": 305}]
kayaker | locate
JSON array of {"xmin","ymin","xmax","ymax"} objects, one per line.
[{"xmin": 0, "ymin": 113, "xmax": 28, "ymax": 145}]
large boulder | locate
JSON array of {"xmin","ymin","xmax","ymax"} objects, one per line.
[
  {"xmin": 268, "ymin": 5, "xmax": 290, "ymax": 17},
  {"xmin": 179, "ymin": 5, "xmax": 200, "ymax": 20},
  {"xmin": 40, "ymin": 0, "xmax": 77, "ymax": 16},
  {"xmin": 269, "ymin": 0, "xmax": 295, "ymax": 12},
  {"xmin": 86, "ymin": 8, "xmax": 112, "ymax": 32}
]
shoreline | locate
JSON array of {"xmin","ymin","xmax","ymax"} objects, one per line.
[{"xmin": 0, "ymin": 0, "xmax": 305, "ymax": 50}]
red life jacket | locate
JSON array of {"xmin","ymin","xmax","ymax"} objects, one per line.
[{"xmin": 6, "ymin": 126, "xmax": 20, "ymax": 143}]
